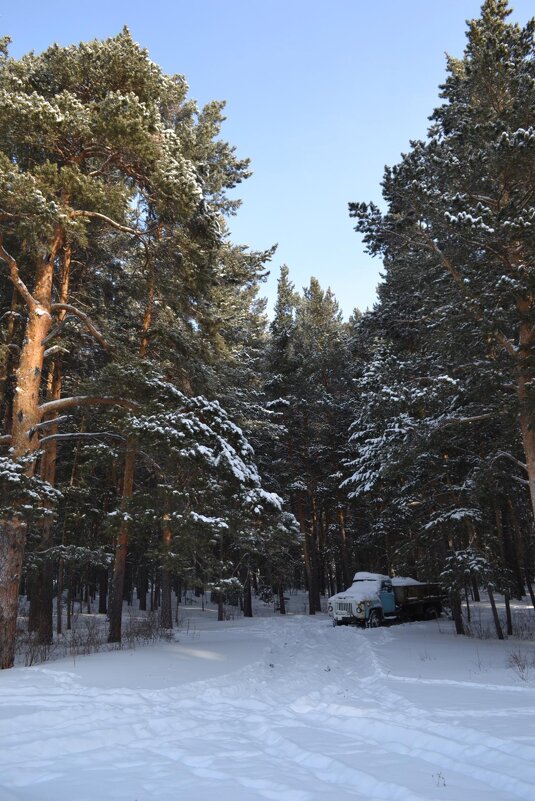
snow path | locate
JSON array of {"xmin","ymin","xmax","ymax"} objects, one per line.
[{"xmin": 1, "ymin": 615, "xmax": 535, "ymax": 800}]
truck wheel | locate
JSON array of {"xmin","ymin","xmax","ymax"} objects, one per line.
[
  {"xmin": 332, "ymin": 618, "xmax": 339, "ymax": 627},
  {"xmin": 367, "ymin": 610, "xmax": 381, "ymax": 628},
  {"xmin": 424, "ymin": 606, "xmax": 439, "ymax": 620}
]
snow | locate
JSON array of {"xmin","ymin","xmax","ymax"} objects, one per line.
[
  {"xmin": 353, "ymin": 571, "xmax": 387, "ymax": 582},
  {"xmin": 2, "ymin": 607, "xmax": 535, "ymax": 801}
]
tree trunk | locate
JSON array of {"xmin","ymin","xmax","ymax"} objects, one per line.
[
  {"xmin": 138, "ymin": 567, "xmax": 148, "ymax": 612},
  {"xmin": 504, "ymin": 591, "xmax": 513, "ymax": 636},
  {"xmin": 160, "ymin": 514, "xmax": 173, "ymax": 630},
  {"xmin": 278, "ymin": 584, "xmax": 286, "ymax": 615},
  {"xmin": 464, "ymin": 585, "xmax": 471, "ymax": 623},
  {"xmin": 108, "ymin": 439, "xmax": 136, "ymax": 643},
  {"xmin": 243, "ymin": 569, "xmax": 253, "ymax": 618},
  {"xmin": 501, "ymin": 501, "xmax": 524, "ymax": 599},
  {"xmin": 33, "ymin": 249, "xmax": 72, "ymax": 644},
  {"xmin": 0, "ymin": 234, "xmax": 62, "ymax": 669},
  {"xmin": 487, "ymin": 585, "xmax": 504, "ymax": 640},
  {"xmin": 297, "ymin": 495, "xmax": 314, "ymax": 615},
  {"xmin": 337, "ymin": 506, "xmax": 352, "ymax": 589},
  {"xmin": 98, "ymin": 571, "xmax": 108, "ymax": 615},
  {"xmin": 0, "ymin": 519, "xmax": 26, "ymax": 668},
  {"xmin": 0, "ymin": 287, "xmax": 19, "ymax": 433},
  {"xmin": 450, "ymin": 591, "xmax": 465, "ymax": 635},
  {"xmin": 217, "ymin": 594, "xmax": 224, "ymax": 622},
  {"xmin": 525, "ymin": 570, "xmax": 535, "ymax": 611},
  {"xmin": 57, "ymin": 558, "xmax": 65, "ymax": 635},
  {"xmin": 517, "ymin": 355, "xmax": 535, "ymax": 528}
]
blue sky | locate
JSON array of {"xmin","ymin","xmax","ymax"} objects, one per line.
[{"xmin": 2, "ymin": 1, "xmax": 534, "ymax": 317}]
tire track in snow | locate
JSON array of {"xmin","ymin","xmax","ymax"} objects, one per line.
[{"xmin": 1, "ymin": 616, "xmax": 535, "ymax": 801}]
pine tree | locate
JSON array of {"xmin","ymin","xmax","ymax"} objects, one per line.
[{"xmin": 350, "ymin": 0, "xmax": 535, "ymax": 552}]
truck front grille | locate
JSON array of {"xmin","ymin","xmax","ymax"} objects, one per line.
[{"xmin": 335, "ymin": 601, "xmax": 353, "ymax": 614}]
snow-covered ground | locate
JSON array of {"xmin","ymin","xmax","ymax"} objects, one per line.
[{"xmin": 2, "ymin": 606, "xmax": 535, "ymax": 801}]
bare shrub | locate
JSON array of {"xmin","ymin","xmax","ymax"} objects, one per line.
[
  {"xmin": 123, "ymin": 610, "xmax": 164, "ymax": 648},
  {"xmin": 16, "ymin": 621, "xmax": 58, "ymax": 667},
  {"xmin": 506, "ymin": 648, "xmax": 535, "ymax": 681}
]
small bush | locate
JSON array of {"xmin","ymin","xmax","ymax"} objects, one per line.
[{"xmin": 506, "ymin": 648, "xmax": 535, "ymax": 682}]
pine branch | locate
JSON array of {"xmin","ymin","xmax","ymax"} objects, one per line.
[
  {"xmin": 50, "ymin": 303, "xmax": 111, "ymax": 352},
  {"xmin": 438, "ymin": 412, "xmax": 499, "ymax": 429},
  {"xmin": 28, "ymin": 416, "xmax": 72, "ymax": 436},
  {"xmin": 38, "ymin": 395, "xmax": 141, "ymax": 418},
  {"xmin": 38, "ymin": 431, "xmax": 126, "ymax": 445},
  {"xmin": 43, "ymin": 345, "xmax": 70, "ymax": 359},
  {"xmin": 0, "ymin": 237, "xmax": 37, "ymax": 311},
  {"xmin": 70, "ymin": 210, "xmax": 142, "ymax": 237},
  {"xmin": 492, "ymin": 451, "xmax": 529, "ymax": 474}
]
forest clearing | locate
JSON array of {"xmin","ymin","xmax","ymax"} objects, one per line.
[{"xmin": 2, "ymin": 600, "xmax": 535, "ymax": 801}]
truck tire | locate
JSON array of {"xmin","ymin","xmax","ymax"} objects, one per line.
[
  {"xmin": 424, "ymin": 605, "xmax": 439, "ymax": 620},
  {"xmin": 367, "ymin": 609, "xmax": 382, "ymax": 628}
]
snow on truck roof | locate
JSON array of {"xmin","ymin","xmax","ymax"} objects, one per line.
[
  {"xmin": 352, "ymin": 572, "xmax": 423, "ymax": 586},
  {"xmin": 353, "ymin": 572, "xmax": 388, "ymax": 582}
]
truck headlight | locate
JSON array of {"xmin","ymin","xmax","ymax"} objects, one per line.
[
  {"xmin": 357, "ymin": 603, "xmax": 364, "ymax": 613},
  {"xmin": 328, "ymin": 603, "xmax": 333, "ymax": 612}
]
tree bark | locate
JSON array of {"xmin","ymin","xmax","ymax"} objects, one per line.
[
  {"xmin": 516, "ymin": 332, "xmax": 535, "ymax": 528},
  {"xmin": 278, "ymin": 584, "xmax": 286, "ymax": 615},
  {"xmin": 98, "ymin": 570, "xmax": 108, "ymax": 615},
  {"xmin": 108, "ymin": 439, "xmax": 136, "ymax": 643},
  {"xmin": 243, "ymin": 569, "xmax": 253, "ymax": 618},
  {"xmin": 0, "ymin": 232, "xmax": 62, "ymax": 669},
  {"xmin": 487, "ymin": 585, "xmax": 504, "ymax": 640},
  {"xmin": 337, "ymin": 506, "xmax": 352, "ymax": 589},
  {"xmin": 160, "ymin": 515, "xmax": 173, "ymax": 630},
  {"xmin": 33, "ymin": 246, "xmax": 72, "ymax": 644},
  {"xmin": 450, "ymin": 591, "xmax": 465, "ymax": 635},
  {"xmin": 0, "ymin": 520, "xmax": 25, "ymax": 668},
  {"xmin": 525, "ymin": 571, "xmax": 535, "ymax": 611},
  {"xmin": 504, "ymin": 591, "xmax": 513, "ymax": 636}
]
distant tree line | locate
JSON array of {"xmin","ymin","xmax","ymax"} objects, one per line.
[{"xmin": 2, "ymin": 0, "xmax": 535, "ymax": 668}]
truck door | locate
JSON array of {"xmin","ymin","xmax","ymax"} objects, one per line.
[{"xmin": 380, "ymin": 580, "xmax": 396, "ymax": 614}]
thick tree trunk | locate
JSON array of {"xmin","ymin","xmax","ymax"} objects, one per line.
[
  {"xmin": 108, "ymin": 439, "xmax": 136, "ymax": 643},
  {"xmin": 0, "ymin": 235, "xmax": 62, "ymax": 669},
  {"xmin": 33, "ymin": 248, "xmax": 71, "ymax": 644},
  {"xmin": 0, "ymin": 519, "xmax": 26, "ymax": 668}
]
